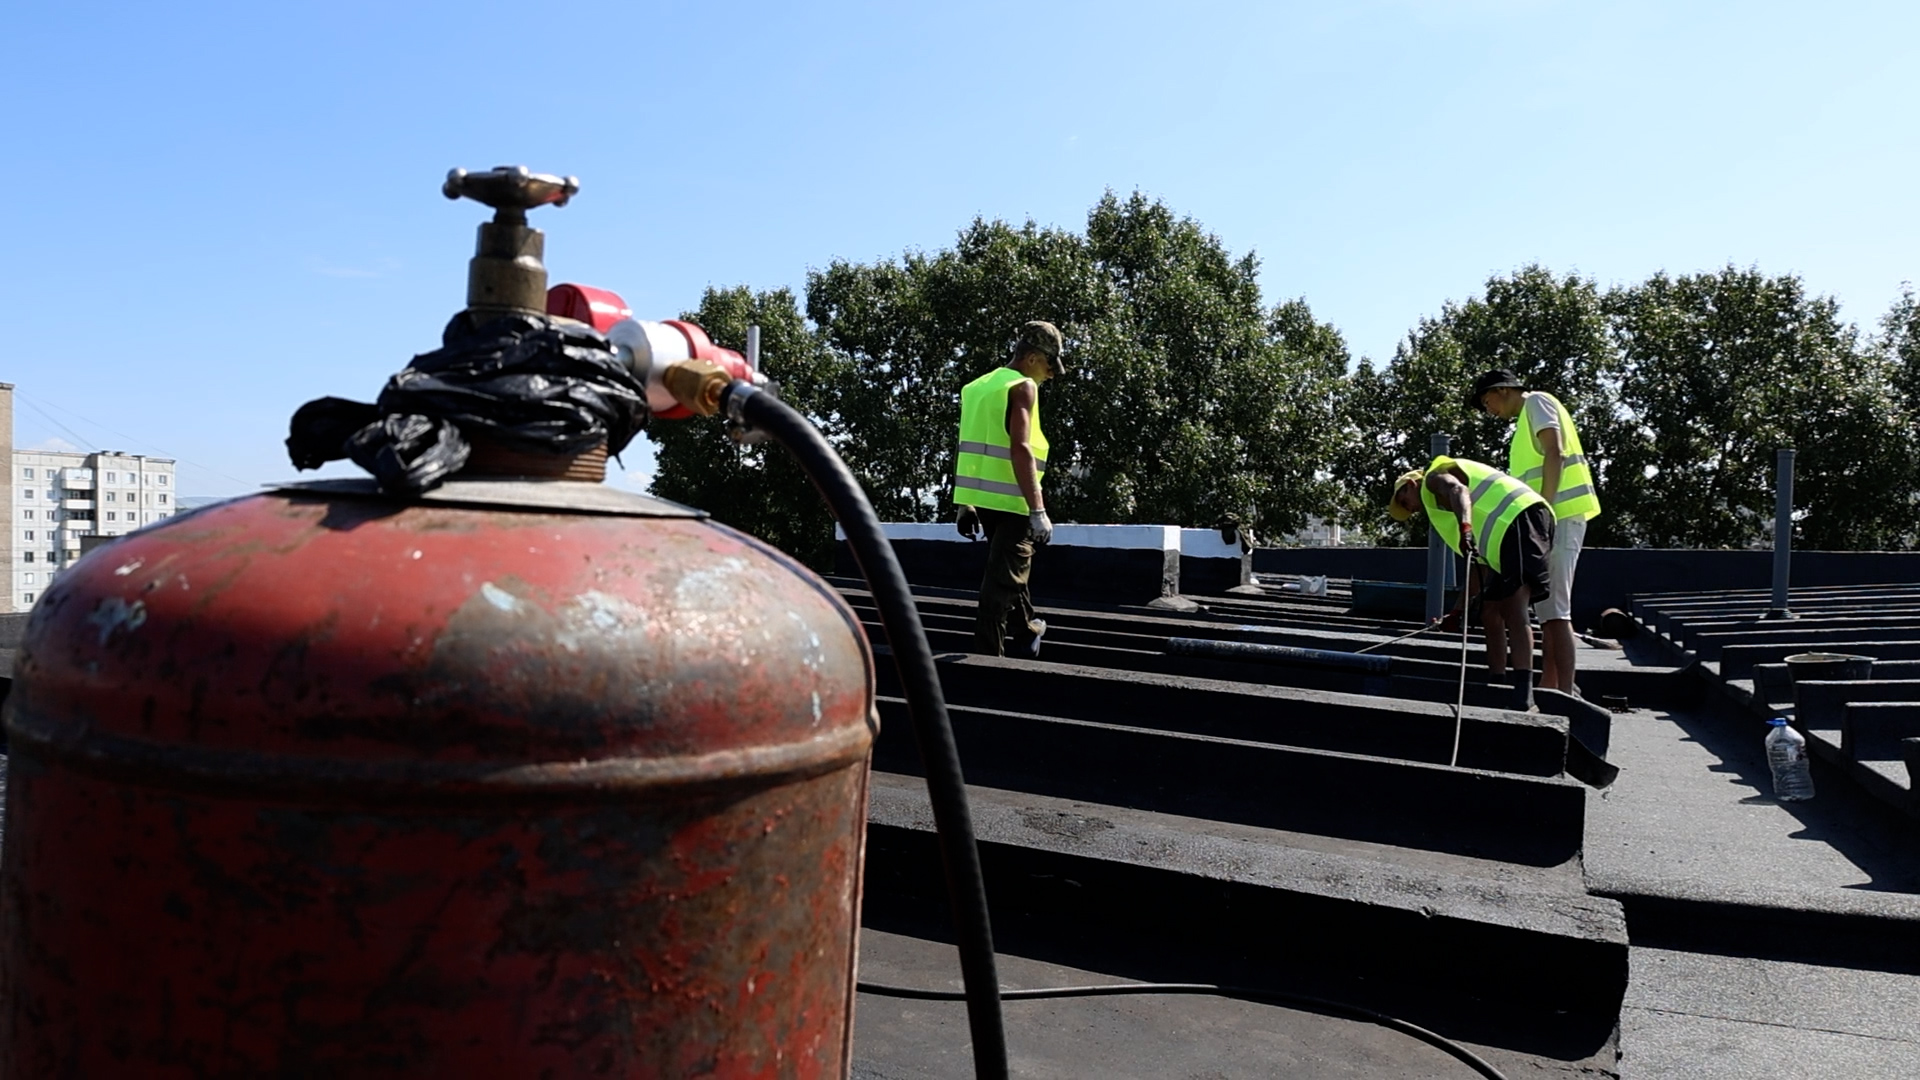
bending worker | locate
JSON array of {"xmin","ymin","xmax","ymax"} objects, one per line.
[
  {"xmin": 1389, "ymin": 455, "xmax": 1554, "ymax": 681},
  {"xmin": 1471, "ymin": 369, "xmax": 1602, "ymax": 695},
  {"xmin": 953, "ymin": 321, "xmax": 1063, "ymax": 657}
]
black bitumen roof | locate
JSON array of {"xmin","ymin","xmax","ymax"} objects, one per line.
[
  {"xmin": 841, "ymin": 573, "xmax": 1920, "ymax": 1078},
  {"xmin": 3, "ymin": 579, "xmax": 1917, "ymax": 1076}
]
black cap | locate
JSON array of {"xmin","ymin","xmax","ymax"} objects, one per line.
[{"xmin": 1469, "ymin": 368, "xmax": 1525, "ymax": 412}]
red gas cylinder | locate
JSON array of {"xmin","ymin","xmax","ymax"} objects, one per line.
[{"xmin": 0, "ymin": 477, "xmax": 875, "ymax": 1075}]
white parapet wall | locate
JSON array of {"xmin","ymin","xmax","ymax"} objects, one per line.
[{"xmin": 1179, "ymin": 528, "xmax": 1240, "ymax": 560}]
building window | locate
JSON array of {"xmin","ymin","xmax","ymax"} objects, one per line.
[
  {"xmin": 104, "ymin": 472, "xmax": 116, "ymax": 483},
  {"xmin": 105, "ymin": 492, "xmax": 115, "ymax": 502},
  {"xmin": 159, "ymin": 494, "xmax": 169, "ymax": 505},
  {"xmin": 23, "ymin": 573, "xmax": 34, "ymax": 584},
  {"xmin": 22, "ymin": 552, "xmax": 32, "ymax": 564},
  {"xmin": 21, "ymin": 511, "xmax": 31, "ymax": 521},
  {"xmin": 23, "ymin": 531, "xmax": 32, "ymax": 541},
  {"xmin": 22, "ymin": 491, "xmax": 31, "ymax": 500},
  {"xmin": 21, "ymin": 593, "xmax": 32, "ymax": 604},
  {"xmin": 21, "ymin": 468, "xmax": 32, "ymax": 480},
  {"xmin": 106, "ymin": 512, "xmax": 117, "ymax": 522},
  {"xmin": 159, "ymin": 475, "xmax": 169, "ymax": 486}
]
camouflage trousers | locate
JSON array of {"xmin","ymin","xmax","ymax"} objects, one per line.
[{"xmin": 973, "ymin": 509, "xmax": 1042, "ymax": 656}]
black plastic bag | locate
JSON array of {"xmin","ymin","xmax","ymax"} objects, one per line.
[{"xmin": 286, "ymin": 311, "xmax": 648, "ymax": 495}]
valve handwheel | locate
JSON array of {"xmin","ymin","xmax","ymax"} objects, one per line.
[
  {"xmin": 443, "ymin": 165, "xmax": 579, "ymax": 316},
  {"xmin": 443, "ymin": 165, "xmax": 579, "ymax": 214}
]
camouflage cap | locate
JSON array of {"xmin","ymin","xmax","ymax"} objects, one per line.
[{"xmin": 1014, "ymin": 320, "xmax": 1066, "ymax": 373}]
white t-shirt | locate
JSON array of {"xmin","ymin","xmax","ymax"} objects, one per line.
[{"xmin": 1519, "ymin": 391, "xmax": 1561, "ymax": 457}]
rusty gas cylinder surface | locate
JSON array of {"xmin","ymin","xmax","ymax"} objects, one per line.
[{"xmin": 0, "ymin": 486, "xmax": 876, "ymax": 1078}]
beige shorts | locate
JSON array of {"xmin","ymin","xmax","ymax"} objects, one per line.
[{"xmin": 1532, "ymin": 515, "xmax": 1586, "ymax": 624}]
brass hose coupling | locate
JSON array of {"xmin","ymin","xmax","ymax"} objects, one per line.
[{"xmin": 662, "ymin": 360, "xmax": 734, "ymax": 417}]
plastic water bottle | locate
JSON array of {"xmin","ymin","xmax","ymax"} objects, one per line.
[{"xmin": 1765, "ymin": 718, "xmax": 1815, "ymax": 801}]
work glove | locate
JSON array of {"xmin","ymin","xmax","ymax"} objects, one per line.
[
  {"xmin": 1028, "ymin": 509, "xmax": 1053, "ymax": 546},
  {"xmin": 1434, "ymin": 609, "xmax": 1463, "ymax": 634},
  {"xmin": 1459, "ymin": 525, "xmax": 1478, "ymax": 560},
  {"xmin": 956, "ymin": 504, "xmax": 982, "ymax": 540}
]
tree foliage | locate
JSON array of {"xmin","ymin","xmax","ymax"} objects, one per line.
[
  {"xmin": 1877, "ymin": 285, "xmax": 1920, "ymax": 410},
  {"xmin": 656, "ymin": 193, "xmax": 1356, "ymax": 562},
  {"xmin": 802, "ymin": 194, "xmax": 1355, "ymax": 535},
  {"xmin": 647, "ymin": 198, "xmax": 1920, "ymax": 557},
  {"xmin": 1336, "ymin": 264, "xmax": 1917, "ymax": 550},
  {"xmin": 1606, "ymin": 268, "xmax": 1910, "ymax": 549},
  {"xmin": 805, "ymin": 215, "xmax": 1105, "ymax": 524},
  {"xmin": 1337, "ymin": 265, "xmax": 1621, "ymax": 544},
  {"xmin": 645, "ymin": 286, "xmax": 848, "ymax": 567}
]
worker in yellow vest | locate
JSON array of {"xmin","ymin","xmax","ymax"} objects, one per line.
[
  {"xmin": 953, "ymin": 321, "xmax": 1064, "ymax": 657},
  {"xmin": 1389, "ymin": 456, "xmax": 1555, "ymax": 680},
  {"xmin": 1471, "ymin": 369, "xmax": 1602, "ymax": 695}
]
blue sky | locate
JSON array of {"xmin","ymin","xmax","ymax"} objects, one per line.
[{"xmin": 4, "ymin": 0, "xmax": 1915, "ymax": 496}]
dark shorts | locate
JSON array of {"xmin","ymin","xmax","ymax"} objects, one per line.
[{"xmin": 1481, "ymin": 503, "xmax": 1555, "ymax": 605}]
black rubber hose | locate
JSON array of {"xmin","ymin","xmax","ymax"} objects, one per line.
[
  {"xmin": 1162, "ymin": 637, "xmax": 1393, "ymax": 674},
  {"xmin": 856, "ymin": 980, "xmax": 1509, "ymax": 1080},
  {"xmin": 726, "ymin": 382, "xmax": 1010, "ymax": 1080}
]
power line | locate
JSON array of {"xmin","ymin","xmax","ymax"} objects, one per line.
[
  {"xmin": 12, "ymin": 389, "xmax": 252, "ymax": 489},
  {"xmin": 14, "ymin": 394, "xmax": 97, "ymax": 453}
]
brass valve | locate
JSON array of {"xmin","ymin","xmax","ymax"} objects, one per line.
[
  {"xmin": 444, "ymin": 166, "xmax": 580, "ymax": 320},
  {"xmin": 661, "ymin": 359, "xmax": 734, "ymax": 417}
]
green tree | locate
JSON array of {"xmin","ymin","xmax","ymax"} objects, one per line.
[
  {"xmin": 804, "ymin": 191, "xmax": 1355, "ymax": 537},
  {"xmin": 644, "ymin": 286, "xmax": 851, "ymax": 568},
  {"xmin": 1854, "ymin": 285, "xmax": 1920, "ymax": 546},
  {"xmin": 1605, "ymin": 267, "xmax": 1907, "ymax": 549},
  {"xmin": 1251, "ymin": 298, "xmax": 1361, "ymax": 538},
  {"xmin": 805, "ymin": 216, "xmax": 1106, "ymax": 524},
  {"xmin": 1064, "ymin": 194, "xmax": 1355, "ymax": 533},
  {"xmin": 1343, "ymin": 265, "xmax": 1621, "ymax": 543},
  {"xmin": 1878, "ymin": 285, "xmax": 1920, "ymax": 406},
  {"xmin": 1328, "ymin": 356, "xmax": 1396, "ymax": 543}
]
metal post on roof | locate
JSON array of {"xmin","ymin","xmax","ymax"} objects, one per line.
[
  {"xmin": 1426, "ymin": 432, "xmax": 1451, "ymax": 622},
  {"xmin": 1766, "ymin": 448, "xmax": 1798, "ymax": 620}
]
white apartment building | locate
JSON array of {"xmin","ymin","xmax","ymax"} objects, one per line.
[
  {"xmin": 12, "ymin": 449, "xmax": 178, "ymax": 610},
  {"xmin": 1279, "ymin": 516, "xmax": 1346, "ymax": 547}
]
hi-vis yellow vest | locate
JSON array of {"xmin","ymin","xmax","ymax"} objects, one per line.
[
  {"xmin": 1508, "ymin": 391, "xmax": 1601, "ymax": 522},
  {"xmin": 954, "ymin": 367, "xmax": 1048, "ymax": 514},
  {"xmin": 1419, "ymin": 456, "xmax": 1545, "ymax": 573}
]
